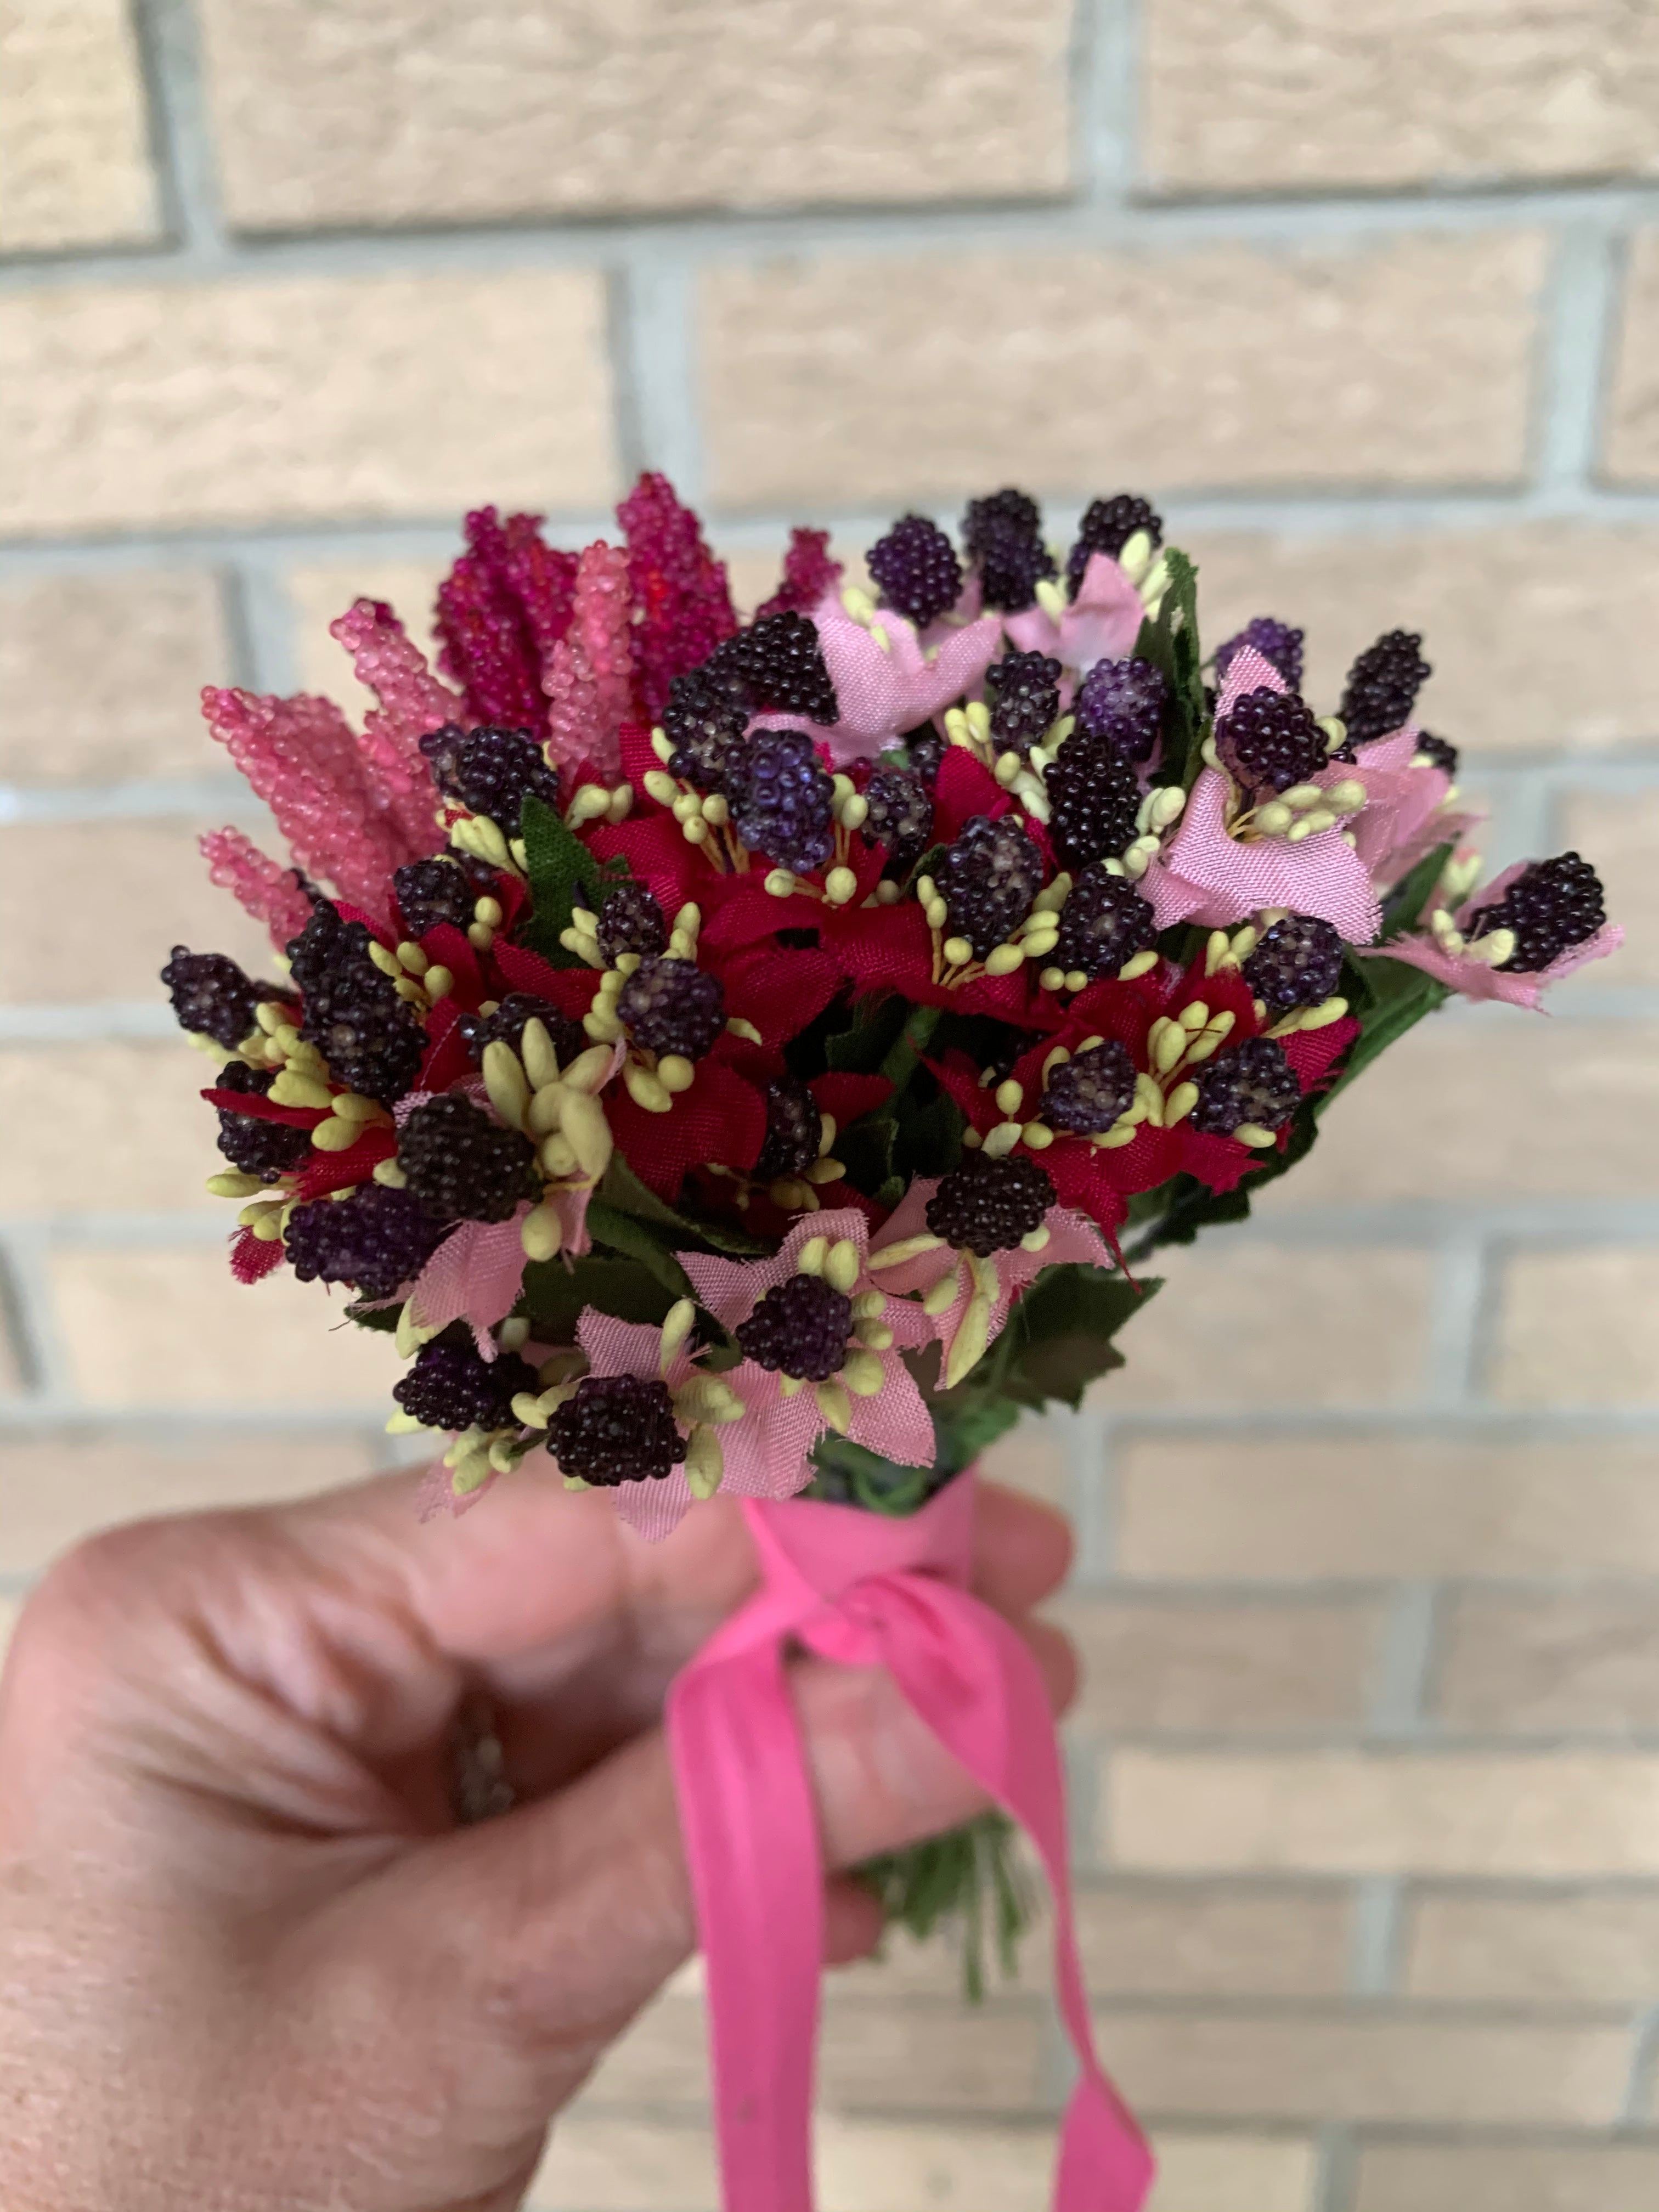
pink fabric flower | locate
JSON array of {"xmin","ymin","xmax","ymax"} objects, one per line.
[
  {"xmin": 1340, "ymin": 727, "xmax": 1468, "ymax": 888},
  {"xmin": 804, "ymin": 589, "xmax": 1003, "ymax": 765},
  {"xmin": 1144, "ymin": 645, "xmax": 1382, "ymax": 941},
  {"xmin": 868, "ymin": 1177, "xmax": 1116, "ymax": 1391},
  {"xmin": 1373, "ymin": 857, "xmax": 1624, "ymax": 1009},
  {"xmin": 1003, "ymin": 551, "xmax": 1146, "ymax": 672},
  {"xmin": 572, "ymin": 1203, "xmax": 934, "ymax": 1542}
]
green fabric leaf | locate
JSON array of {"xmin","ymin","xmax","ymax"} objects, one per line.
[
  {"xmin": 1329, "ymin": 952, "xmax": 1449, "ymax": 1100},
  {"xmin": 1380, "ymin": 839, "xmax": 1454, "ymax": 941},
  {"xmin": 974, "ymin": 1262, "xmax": 1160, "ymax": 1410},
  {"xmin": 595, "ymin": 1153, "xmax": 771, "ymax": 1256},
  {"xmin": 521, "ymin": 1252, "xmax": 678, "ymax": 1338},
  {"xmin": 517, "ymin": 793, "xmax": 616, "ymax": 966},
  {"xmin": 826, "ymin": 989, "xmax": 911, "ymax": 1074},
  {"xmin": 1135, "ymin": 546, "xmax": 1207, "ymax": 790},
  {"xmin": 584, "ymin": 1199, "xmax": 696, "ymax": 1300}
]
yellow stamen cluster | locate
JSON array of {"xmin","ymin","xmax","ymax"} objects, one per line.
[
  {"xmin": 448, "ymin": 810, "xmax": 525, "ymax": 883},
  {"xmin": 367, "ymin": 936, "xmax": 455, "ymax": 1008},
  {"xmin": 1199, "ymin": 739, "xmax": 1368, "ymax": 845},
  {"xmin": 913, "ymin": 869, "xmax": 1068, "ymax": 992},
  {"xmin": 575, "ymin": 917, "xmax": 721, "ymax": 1116}
]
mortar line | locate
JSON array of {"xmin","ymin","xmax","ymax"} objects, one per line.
[
  {"xmin": 1533, "ymin": 222, "xmax": 1622, "ymax": 494},
  {"xmin": 1315, "ymin": 2123, "xmax": 1359, "ymax": 2212},
  {"xmin": 614, "ymin": 250, "xmax": 704, "ymax": 491},
  {"xmin": 7, "ymin": 169, "xmax": 1659, "ymax": 293},
  {"xmin": 128, "ymin": 0, "xmax": 228, "ymax": 261},
  {"xmin": 1619, "ymin": 2001, "xmax": 1659, "ymax": 2125},
  {"xmin": 1076, "ymin": 0, "xmax": 1138, "ymax": 207},
  {"xmin": 0, "ymin": 1229, "xmax": 76, "ymax": 1401},
  {"xmin": 1367, "ymin": 1584, "xmax": 1443, "ymax": 1739},
  {"xmin": 224, "ymin": 554, "xmax": 302, "ymax": 695},
  {"xmin": 1346, "ymin": 1878, "xmax": 1407, "ymax": 1998},
  {"xmin": 1422, "ymin": 1234, "xmax": 1492, "ymax": 1409}
]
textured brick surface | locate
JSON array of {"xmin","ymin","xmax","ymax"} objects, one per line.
[
  {"xmin": 1403, "ymin": 1887, "xmax": 1659, "ymax": 2003},
  {"xmin": 1117, "ymin": 1437, "xmax": 1659, "ymax": 1580},
  {"xmin": 1096, "ymin": 2006, "xmax": 1629, "ymax": 2127},
  {"xmin": 0, "ymin": 572, "xmax": 232, "ymax": 787},
  {"xmin": 1559, "ymin": 789, "xmax": 1659, "ymax": 981},
  {"xmin": 1060, "ymin": 1596, "xmax": 1381, "ymax": 1733},
  {"xmin": 1075, "ymin": 1881, "xmax": 1351, "ymax": 1997},
  {"xmin": 0, "ymin": 1432, "xmax": 375, "ymax": 1576},
  {"xmin": 0, "ymin": 1042, "xmax": 228, "ymax": 1215},
  {"xmin": 1489, "ymin": 1248, "xmax": 1659, "ymax": 1407},
  {"xmin": 1353, "ymin": 2140, "xmax": 1659, "ymax": 2212},
  {"xmin": 1184, "ymin": 523, "xmax": 1659, "ymax": 755},
  {"xmin": 1435, "ymin": 1590, "xmax": 1659, "ymax": 1733},
  {"xmin": 198, "ymin": 0, "xmax": 1072, "ymax": 230},
  {"xmin": 1143, "ymin": 0, "xmax": 1659, "ymax": 194},
  {"xmin": 1111, "ymin": 1751, "xmax": 1659, "ymax": 1876},
  {"xmin": 529, "ymin": 2117, "xmax": 1319, "ymax": 2212},
  {"xmin": 0, "ymin": 819, "xmax": 275, "ymax": 1003},
  {"xmin": 0, "ymin": 271, "xmax": 616, "ymax": 535},
  {"xmin": 46, "ymin": 1247, "xmax": 408, "ymax": 1410},
  {"xmin": 1100, "ymin": 1243, "xmax": 1434, "ymax": 1410},
  {"xmin": 703, "ymin": 234, "xmax": 1547, "ymax": 507},
  {"xmin": 0, "ymin": 0, "xmax": 159, "ymax": 251},
  {"xmin": 1273, "ymin": 1019, "xmax": 1659, "ymax": 1207},
  {"xmin": 1606, "ymin": 232, "xmax": 1659, "ymax": 483}
]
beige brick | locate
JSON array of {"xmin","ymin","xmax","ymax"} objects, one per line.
[
  {"xmin": 1076, "ymin": 1880, "xmax": 1351, "ymax": 1998},
  {"xmin": 1144, "ymin": 1, "xmax": 1659, "ymax": 194},
  {"xmin": 0, "ymin": 271, "xmax": 615, "ymax": 537},
  {"xmin": 816, "ymin": 1999, "xmax": 1046, "ymax": 2113},
  {"xmin": 0, "ymin": 818, "xmax": 275, "ymax": 1005},
  {"xmin": 0, "ymin": 1042, "xmax": 233, "ymax": 1215},
  {"xmin": 530, "ymin": 2117, "xmax": 1317, "ymax": 2212},
  {"xmin": 0, "ymin": 1432, "xmax": 376, "ymax": 1576},
  {"xmin": 1184, "ymin": 522, "xmax": 1659, "ymax": 754},
  {"xmin": 529, "ymin": 2115, "xmax": 716, "ymax": 2210},
  {"xmin": 1061, "ymin": 1597, "xmax": 1380, "ymax": 1733},
  {"xmin": 199, "ymin": 0, "xmax": 1071, "ymax": 229},
  {"xmin": 703, "ymin": 234, "xmax": 1547, "ymax": 509},
  {"xmin": 1117, "ymin": 1436, "xmax": 1659, "ymax": 1582},
  {"xmin": 1097, "ymin": 2005, "xmax": 1628, "ymax": 2128},
  {"xmin": 1437, "ymin": 1590, "xmax": 1659, "ymax": 1733},
  {"xmin": 1273, "ymin": 1021, "xmax": 1659, "ymax": 1209},
  {"xmin": 0, "ymin": 572, "xmax": 231, "ymax": 788},
  {"xmin": 286, "ymin": 561, "xmax": 448, "ymax": 718},
  {"xmin": 1097, "ymin": 1244, "xmax": 1434, "ymax": 1411},
  {"xmin": 1560, "ymin": 789, "xmax": 1659, "ymax": 982},
  {"xmin": 1354, "ymin": 2140, "xmax": 1659, "ymax": 2212},
  {"xmin": 1403, "ymin": 1887, "xmax": 1659, "ymax": 2004},
  {"xmin": 1607, "ymin": 234, "xmax": 1659, "ymax": 482},
  {"xmin": 977, "ymin": 1424, "xmax": 1070, "ymax": 1509},
  {"xmin": 1490, "ymin": 1248, "xmax": 1659, "ymax": 1408},
  {"xmin": 0, "ymin": 0, "xmax": 159, "ymax": 251},
  {"xmin": 46, "ymin": 1246, "xmax": 408, "ymax": 1411},
  {"xmin": 1111, "ymin": 1750, "xmax": 1659, "ymax": 1877}
]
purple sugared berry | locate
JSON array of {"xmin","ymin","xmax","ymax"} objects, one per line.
[
  {"xmin": 1073, "ymin": 657, "xmax": 1167, "ymax": 765},
  {"xmin": 962, "ymin": 489, "xmax": 1055, "ymax": 613},
  {"xmin": 391, "ymin": 856, "xmax": 482, "ymax": 940},
  {"xmin": 161, "ymin": 947, "xmax": 262, "ymax": 1049},
  {"xmin": 867, "ymin": 515, "xmax": 963, "ymax": 629},
  {"xmin": 754, "ymin": 1075, "xmax": 823, "ymax": 1183},
  {"xmin": 1466, "ymin": 851, "xmax": 1606, "ymax": 974},
  {"xmin": 596, "ymin": 882, "xmax": 669, "ymax": 966},
  {"xmin": 285, "ymin": 1182, "xmax": 445, "ymax": 1301},
  {"xmin": 286, "ymin": 901, "xmax": 426, "ymax": 1105},
  {"xmin": 1065, "ymin": 493, "xmax": 1161, "ymax": 597},
  {"xmin": 1051, "ymin": 866, "xmax": 1158, "ymax": 981},
  {"xmin": 1243, "ymin": 915, "xmax": 1345, "ymax": 1013},
  {"xmin": 1415, "ymin": 732, "xmax": 1459, "ymax": 776},
  {"xmin": 926, "ymin": 1153, "xmax": 1056, "ymax": 1258},
  {"xmin": 457, "ymin": 992, "xmax": 588, "ymax": 1071},
  {"xmin": 727, "ymin": 727, "xmax": 836, "ymax": 873},
  {"xmin": 397, "ymin": 1094, "xmax": 540, "ymax": 1224},
  {"xmin": 1045, "ymin": 736, "xmax": 1143, "ymax": 872},
  {"xmin": 1216, "ymin": 617, "xmax": 1305, "ymax": 693},
  {"xmin": 936, "ymin": 814, "xmax": 1046, "ymax": 959},
  {"xmin": 393, "ymin": 1335, "xmax": 538, "ymax": 1433},
  {"xmin": 617, "ymin": 957, "xmax": 726, "ymax": 1062},
  {"xmin": 736, "ymin": 1271, "xmax": 853, "ymax": 1382},
  {"xmin": 861, "ymin": 766, "xmax": 934, "ymax": 878},
  {"xmin": 1190, "ymin": 1036, "xmax": 1301, "ymax": 1136},
  {"xmin": 1218, "ymin": 688, "xmax": 1328, "ymax": 798},
  {"xmin": 985, "ymin": 651, "xmax": 1063, "ymax": 756},
  {"xmin": 545, "ymin": 1374, "xmax": 687, "ymax": 1485},
  {"xmin": 212, "ymin": 1061, "xmax": 312, "ymax": 1182},
  {"xmin": 1338, "ymin": 630, "xmax": 1431, "ymax": 749},
  {"xmin": 663, "ymin": 663, "xmax": 751, "ymax": 793},
  {"xmin": 1041, "ymin": 1040, "xmax": 1137, "ymax": 1135},
  {"xmin": 418, "ymin": 723, "xmax": 561, "ymax": 827}
]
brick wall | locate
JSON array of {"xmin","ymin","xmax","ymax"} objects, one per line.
[{"xmin": 4, "ymin": 4, "xmax": 1659, "ymax": 2208}]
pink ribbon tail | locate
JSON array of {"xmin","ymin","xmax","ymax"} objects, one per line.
[{"xmin": 664, "ymin": 1477, "xmax": 1153, "ymax": 2212}]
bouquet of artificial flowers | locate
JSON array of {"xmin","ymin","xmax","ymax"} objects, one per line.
[{"xmin": 157, "ymin": 474, "xmax": 1618, "ymax": 2210}]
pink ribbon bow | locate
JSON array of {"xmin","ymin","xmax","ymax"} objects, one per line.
[{"xmin": 664, "ymin": 1476, "xmax": 1154, "ymax": 2211}]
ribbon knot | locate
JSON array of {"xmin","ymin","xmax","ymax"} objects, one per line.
[{"xmin": 665, "ymin": 1476, "xmax": 1153, "ymax": 2212}]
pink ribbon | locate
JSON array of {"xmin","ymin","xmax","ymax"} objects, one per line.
[{"xmin": 664, "ymin": 1475, "xmax": 1153, "ymax": 2211}]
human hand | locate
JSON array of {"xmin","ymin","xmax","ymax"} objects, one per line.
[{"xmin": 0, "ymin": 1464, "xmax": 1074, "ymax": 2212}]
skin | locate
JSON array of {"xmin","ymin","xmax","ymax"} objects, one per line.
[{"xmin": 0, "ymin": 1465, "xmax": 1075, "ymax": 2212}]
